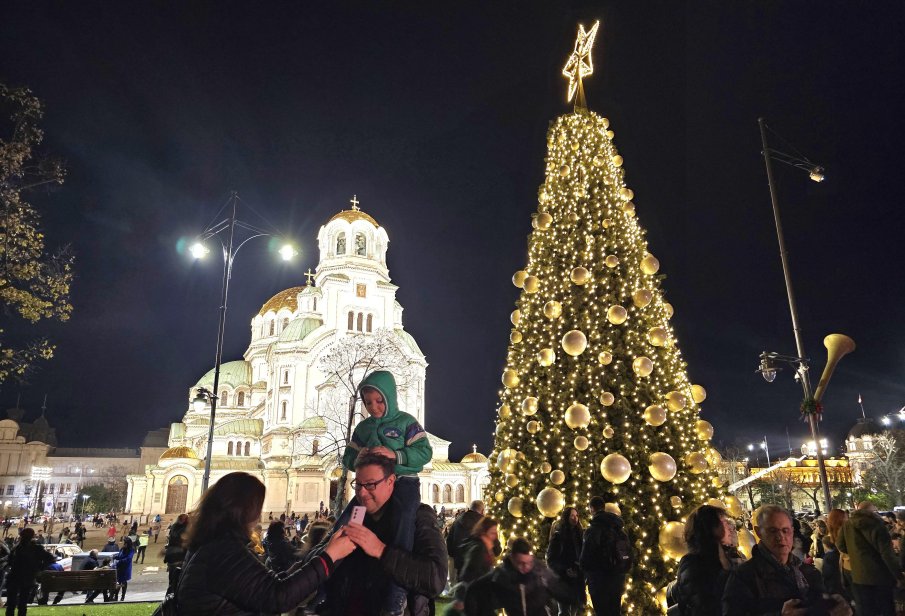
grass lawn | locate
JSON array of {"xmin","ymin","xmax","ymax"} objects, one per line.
[{"xmin": 27, "ymin": 603, "xmax": 158, "ymax": 615}]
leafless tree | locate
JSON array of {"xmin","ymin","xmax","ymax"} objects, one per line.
[{"xmin": 860, "ymin": 433, "xmax": 905, "ymax": 507}]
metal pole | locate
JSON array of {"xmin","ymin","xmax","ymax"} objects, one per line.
[
  {"xmin": 759, "ymin": 118, "xmax": 832, "ymax": 513},
  {"xmin": 202, "ymin": 193, "xmax": 238, "ymax": 492}
]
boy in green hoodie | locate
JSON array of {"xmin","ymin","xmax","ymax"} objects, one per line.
[{"xmin": 341, "ymin": 369, "xmax": 432, "ymax": 615}]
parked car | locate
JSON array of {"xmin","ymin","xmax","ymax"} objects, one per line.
[{"xmin": 41, "ymin": 543, "xmax": 82, "ymax": 571}]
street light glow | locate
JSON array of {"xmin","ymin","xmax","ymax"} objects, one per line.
[
  {"xmin": 190, "ymin": 242, "xmax": 210, "ymax": 259},
  {"xmin": 279, "ymin": 244, "xmax": 297, "ymax": 261}
]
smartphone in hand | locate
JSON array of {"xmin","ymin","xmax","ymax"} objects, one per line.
[{"xmin": 350, "ymin": 506, "xmax": 366, "ymax": 525}]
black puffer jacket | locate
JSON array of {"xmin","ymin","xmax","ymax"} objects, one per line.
[
  {"xmin": 263, "ymin": 533, "xmax": 298, "ymax": 573},
  {"xmin": 579, "ymin": 510, "xmax": 626, "ymax": 582},
  {"xmin": 671, "ymin": 552, "xmax": 730, "ymax": 616},
  {"xmin": 722, "ymin": 544, "xmax": 823, "ymax": 616},
  {"xmin": 464, "ymin": 558, "xmax": 572, "ymax": 616},
  {"xmin": 447, "ymin": 509, "xmax": 482, "ymax": 570},
  {"xmin": 177, "ymin": 533, "xmax": 334, "ymax": 615}
]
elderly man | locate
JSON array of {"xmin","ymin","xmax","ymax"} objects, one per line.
[
  {"xmin": 837, "ymin": 501, "xmax": 902, "ymax": 616},
  {"xmin": 723, "ymin": 504, "xmax": 851, "ymax": 616},
  {"xmin": 308, "ymin": 452, "xmax": 447, "ymax": 615}
]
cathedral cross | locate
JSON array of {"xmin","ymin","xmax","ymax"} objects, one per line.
[
  {"xmin": 304, "ymin": 269, "xmax": 316, "ymax": 286},
  {"xmin": 350, "ymin": 195, "xmax": 360, "ymax": 211}
]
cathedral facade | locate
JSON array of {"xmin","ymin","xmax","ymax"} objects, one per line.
[{"xmin": 125, "ymin": 202, "xmax": 488, "ymax": 516}]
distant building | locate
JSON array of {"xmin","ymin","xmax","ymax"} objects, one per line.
[
  {"xmin": 748, "ymin": 457, "xmax": 853, "ymax": 513},
  {"xmin": 844, "ymin": 417, "xmax": 884, "ymax": 486}
]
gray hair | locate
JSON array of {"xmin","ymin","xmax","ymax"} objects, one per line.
[
  {"xmin": 755, "ymin": 504, "xmax": 793, "ymax": 529},
  {"xmin": 470, "ymin": 500, "xmax": 485, "ymax": 513}
]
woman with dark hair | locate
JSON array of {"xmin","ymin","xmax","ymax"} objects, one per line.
[
  {"xmin": 112, "ymin": 536, "xmax": 135, "ymax": 601},
  {"xmin": 546, "ymin": 507, "xmax": 585, "ymax": 616},
  {"xmin": 458, "ymin": 516, "xmax": 499, "ymax": 584},
  {"xmin": 177, "ymin": 472, "xmax": 354, "ymax": 615},
  {"xmin": 670, "ymin": 504, "xmax": 741, "ymax": 615},
  {"xmin": 263, "ymin": 520, "xmax": 298, "ymax": 573},
  {"xmin": 299, "ymin": 522, "xmax": 331, "ymax": 560}
]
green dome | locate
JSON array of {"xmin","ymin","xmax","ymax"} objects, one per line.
[
  {"xmin": 279, "ymin": 317, "xmax": 324, "ymax": 343},
  {"xmin": 195, "ymin": 360, "xmax": 252, "ymax": 389},
  {"xmin": 299, "ymin": 416, "xmax": 327, "ymax": 431},
  {"xmin": 213, "ymin": 418, "xmax": 263, "ymax": 437},
  {"xmin": 395, "ymin": 329, "xmax": 423, "ymax": 356}
]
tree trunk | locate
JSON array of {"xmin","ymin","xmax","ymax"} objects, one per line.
[{"xmin": 330, "ymin": 393, "xmax": 358, "ymax": 514}]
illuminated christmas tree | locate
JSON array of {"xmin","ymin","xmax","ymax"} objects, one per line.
[{"xmin": 486, "ymin": 21, "xmax": 741, "ymax": 613}]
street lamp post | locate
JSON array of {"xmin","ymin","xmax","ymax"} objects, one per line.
[
  {"xmin": 190, "ymin": 192, "xmax": 296, "ymax": 492},
  {"xmin": 80, "ymin": 494, "xmax": 90, "ymax": 519}
]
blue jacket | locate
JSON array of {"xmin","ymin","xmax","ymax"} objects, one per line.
[{"xmin": 113, "ymin": 547, "xmax": 134, "ymax": 583}]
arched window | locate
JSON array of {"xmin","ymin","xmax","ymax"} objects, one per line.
[
  {"xmin": 282, "ymin": 318, "xmax": 289, "ymax": 330},
  {"xmin": 366, "ymin": 314, "xmax": 373, "ymax": 333},
  {"xmin": 227, "ymin": 442, "xmax": 233, "ymax": 456},
  {"xmin": 244, "ymin": 442, "xmax": 250, "ymax": 456},
  {"xmin": 313, "ymin": 298, "xmax": 317, "ymax": 311},
  {"xmin": 312, "ymin": 439, "xmax": 320, "ymax": 455},
  {"xmin": 442, "ymin": 484, "xmax": 452, "ymax": 503},
  {"xmin": 336, "ymin": 234, "xmax": 346, "ymax": 255},
  {"xmin": 432, "ymin": 484, "xmax": 440, "ymax": 504},
  {"xmin": 354, "ymin": 233, "xmax": 366, "ymax": 256},
  {"xmin": 283, "ymin": 370, "xmax": 289, "ymax": 385},
  {"xmin": 281, "ymin": 401, "xmax": 287, "ymax": 420},
  {"xmin": 348, "ymin": 311, "xmax": 354, "ymax": 330},
  {"xmin": 357, "ymin": 313, "xmax": 363, "ymax": 331},
  {"xmin": 455, "ymin": 484, "xmax": 465, "ymax": 503},
  {"xmin": 269, "ymin": 320, "xmax": 275, "ymax": 336},
  {"xmin": 220, "ymin": 390, "xmax": 228, "ymax": 406},
  {"xmin": 237, "ymin": 391, "xmax": 245, "ymax": 406}
]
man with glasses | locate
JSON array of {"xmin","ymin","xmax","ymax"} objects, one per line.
[
  {"xmin": 723, "ymin": 505, "xmax": 851, "ymax": 615},
  {"xmin": 306, "ymin": 452, "xmax": 447, "ymax": 616}
]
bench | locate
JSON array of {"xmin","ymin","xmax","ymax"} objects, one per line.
[{"xmin": 37, "ymin": 569, "xmax": 118, "ymax": 593}]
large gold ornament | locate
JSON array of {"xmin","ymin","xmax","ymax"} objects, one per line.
[
  {"xmin": 536, "ymin": 212, "xmax": 553, "ymax": 230},
  {"xmin": 508, "ymin": 497, "xmax": 524, "ymax": 517},
  {"xmin": 618, "ymin": 187, "xmax": 634, "ymax": 201},
  {"xmin": 691, "ymin": 384, "xmax": 707, "ymax": 404},
  {"xmin": 526, "ymin": 420, "xmax": 540, "ymax": 434},
  {"xmin": 599, "ymin": 392, "xmax": 615, "ymax": 406},
  {"xmin": 612, "ymin": 154, "xmax": 624, "ymax": 167},
  {"xmin": 695, "ymin": 420, "xmax": 714, "ymax": 441},
  {"xmin": 724, "ymin": 494, "xmax": 744, "ymax": 518},
  {"xmin": 602, "ymin": 425, "xmax": 615, "ymax": 439},
  {"xmin": 570, "ymin": 266, "xmax": 591, "ymax": 285},
  {"xmin": 510, "ymin": 309, "xmax": 521, "ymax": 326},
  {"xmin": 559, "ymin": 164, "xmax": 571, "ymax": 177},
  {"xmin": 541, "ymin": 462, "xmax": 553, "ymax": 474},
  {"xmin": 574, "ymin": 436, "xmax": 589, "ymax": 450},
  {"xmin": 648, "ymin": 327, "xmax": 668, "ymax": 347},
  {"xmin": 512, "ymin": 270, "xmax": 527, "ymax": 288},
  {"xmin": 494, "ymin": 491, "xmax": 505, "ymax": 503},
  {"xmin": 550, "ymin": 470, "xmax": 565, "ymax": 485},
  {"xmin": 505, "ymin": 474, "xmax": 519, "ymax": 487},
  {"xmin": 666, "ymin": 391, "xmax": 687, "ymax": 412},
  {"xmin": 565, "ymin": 403, "xmax": 591, "ymax": 430},
  {"xmin": 607, "ymin": 305, "xmax": 628, "ymax": 324},
  {"xmin": 598, "ymin": 351, "xmax": 613, "ymax": 365},
  {"xmin": 622, "ymin": 202, "xmax": 635, "ymax": 217},
  {"xmin": 521, "ymin": 397, "xmax": 539, "ymax": 416},
  {"xmin": 601, "ymin": 453, "xmax": 632, "ymax": 484},
  {"xmin": 537, "ymin": 348, "xmax": 555, "ymax": 366},
  {"xmin": 643, "ymin": 405, "xmax": 667, "ymax": 427},
  {"xmin": 659, "ymin": 521, "xmax": 688, "ymax": 560},
  {"xmin": 685, "ymin": 452, "xmax": 708, "ymax": 474},
  {"xmin": 523, "ymin": 276, "xmax": 540, "ymax": 293},
  {"xmin": 705, "ymin": 447, "xmax": 722, "ymax": 466},
  {"xmin": 649, "ymin": 452, "xmax": 677, "ymax": 482},
  {"xmin": 604, "ymin": 255, "xmax": 620, "ymax": 268},
  {"xmin": 664, "ymin": 302, "xmax": 674, "ymax": 318},
  {"xmin": 498, "ymin": 404, "xmax": 512, "ymax": 419},
  {"xmin": 640, "ymin": 253, "xmax": 660, "ymax": 275},
  {"xmin": 502, "ymin": 369, "xmax": 519, "ymax": 388},
  {"xmin": 543, "ymin": 301, "xmax": 563, "ymax": 319},
  {"xmin": 510, "ymin": 330, "xmax": 523, "ymax": 344},
  {"xmin": 669, "ymin": 495, "xmax": 683, "ymax": 508},
  {"xmin": 562, "ymin": 330, "xmax": 588, "ymax": 356},
  {"xmin": 633, "ymin": 289, "xmax": 653, "ymax": 308},
  {"xmin": 707, "ymin": 497, "xmax": 726, "ymax": 510},
  {"xmin": 536, "ymin": 487, "xmax": 565, "ymax": 518},
  {"xmin": 632, "ymin": 356, "xmax": 653, "ymax": 377},
  {"xmin": 737, "ymin": 528, "xmax": 756, "ymax": 559}
]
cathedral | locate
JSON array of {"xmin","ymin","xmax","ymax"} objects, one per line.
[{"xmin": 125, "ymin": 200, "xmax": 489, "ymax": 516}]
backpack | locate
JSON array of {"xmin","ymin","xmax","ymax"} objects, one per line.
[{"xmin": 604, "ymin": 526, "xmax": 633, "ymax": 574}]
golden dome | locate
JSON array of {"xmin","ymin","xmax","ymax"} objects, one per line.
[
  {"xmin": 461, "ymin": 446, "xmax": 489, "ymax": 467},
  {"xmin": 160, "ymin": 446, "xmax": 199, "ymax": 461},
  {"xmin": 257, "ymin": 287, "xmax": 304, "ymax": 317},
  {"xmin": 329, "ymin": 209, "xmax": 379, "ymax": 227}
]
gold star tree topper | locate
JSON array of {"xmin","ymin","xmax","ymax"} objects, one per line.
[{"xmin": 562, "ymin": 20, "xmax": 600, "ymax": 107}]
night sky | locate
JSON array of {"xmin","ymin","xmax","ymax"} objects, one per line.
[{"xmin": 1, "ymin": 3, "xmax": 903, "ymax": 461}]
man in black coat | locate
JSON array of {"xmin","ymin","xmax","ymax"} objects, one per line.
[
  {"xmin": 446, "ymin": 500, "xmax": 484, "ymax": 582},
  {"xmin": 308, "ymin": 453, "xmax": 447, "ymax": 616},
  {"xmin": 580, "ymin": 496, "xmax": 627, "ymax": 615},
  {"xmin": 6, "ymin": 528, "xmax": 56, "ymax": 614}
]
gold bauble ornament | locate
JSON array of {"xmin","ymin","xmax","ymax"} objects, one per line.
[
  {"xmin": 656, "ymin": 587, "xmax": 668, "ymax": 612},
  {"xmin": 632, "ymin": 289, "xmax": 653, "ymax": 308},
  {"xmin": 536, "ymin": 212, "xmax": 553, "ymax": 230},
  {"xmin": 737, "ymin": 528, "xmax": 756, "ymax": 559},
  {"xmin": 598, "ymin": 351, "xmax": 613, "ymax": 365},
  {"xmin": 666, "ymin": 391, "xmax": 687, "ymax": 412},
  {"xmin": 505, "ymin": 473, "xmax": 519, "ymax": 487},
  {"xmin": 497, "ymin": 448, "xmax": 518, "ymax": 467},
  {"xmin": 606, "ymin": 129, "xmax": 615, "ymax": 139},
  {"xmin": 568, "ymin": 212, "xmax": 579, "ymax": 224},
  {"xmin": 648, "ymin": 327, "xmax": 668, "ymax": 347},
  {"xmin": 494, "ymin": 491, "xmax": 505, "ymax": 503},
  {"xmin": 604, "ymin": 255, "xmax": 620, "ymax": 268},
  {"xmin": 540, "ymin": 462, "xmax": 553, "ymax": 474},
  {"xmin": 622, "ymin": 202, "xmax": 635, "ymax": 216},
  {"xmin": 536, "ymin": 487, "xmax": 565, "ymax": 518},
  {"xmin": 649, "ymin": 452, "xmax": 677, "ymax": 482},
  {"xmin": 543, "ymin": 301, "xmax": 562, "ymax": 319},
  {"xmin": 521, "ymin": 397, "xmax": 539, "ymax": 416},
  {"xmin": 601, "ymin": 117, "xmax": 610, "ymax": 129},
  {"xmin": 643, "ymin": 405, "xmax": 667, "ymax": 427},
  {"xmin": 510, "ymin": 309, "xmax": 521, "ymax": 326},
  {"xmin": 640, "ymin": 253, "xmax": 660, "ymax": 275},
  {"xmin": 659, "ymin": 521, "xmax": 689, "ymax": 560},
  {"xmin": 512, "ymin": 270, "xmax": 528, "ymax": 288},
  {"xmin": 632, "ymin": 356, "xmax": 653, "ymax": 377},
  {"xmin": 669, "ymin": 495, "xmax": 683, "ymax": 508},
  {"xmin": 508, "ymin": 497, "xmax": 524, "ymax": 517},
  {"xmin": 565, "ymin": 403, "xmax": 591, "ymax": 430},
  {"xmin": 602, "ymin": 217, "xmax": 613, "ymax": 228},
  {"xmin": 599, "ymin": 392, "xmax": 615, "ymax": 406},
  {"xmin": 570, "ymin": 141, "xmax": 579, "ymax": 151},
  {"xmin": 561, "ymin": 330, "xmax": 588, "ymax": 356},
  {"xmin": 523, "ymin": 276, "xmax": 539, "ymax": 294},
  {"xmin": 502, "ymin": 369, "xmax": 519, "ymax": 388},
  {"xmin": 602, "ymin": 425, "xmax": 615, "ymax": 439},
  {"xmin": 607, "ymin": 305, "xmax": 628, "ymax": 325},
  {"xmin": 707, "ymin": 498, "xmax": 726, "ymax": 510},
  {"xmin": 559, "ymin": 164, "xmax": 570, "ymax": 178},
  {"xmin": 526, "ymin": 420, "xmax": 540, "ymax": 434},
  {"xmin": 498, "ymin": 404, "xmax": 512, "ymax": 419},
  {"xmin": 510, "ymin": 330, "xmax": 523, "ymax": 344},
  {"xmin": 664, "ymin": 302, "xmax": 674, "ymax": 318},
  {"xmin": 600, "ymin": 453, "xmax": 632, "ymax": 484},
  {"xmin": 685, "ymin": 452, "xmax": 708, "ymax": 474},
  {"xmin": 618, "ymin": 187, "xmax": 633, "ymax": 201},
  {"xmin": 537, "ymin": 348, "xmax": 555, "ymax": 366},
  {"xmin": 691, "ymin": 384, "xmax": 707, "ymax": 404},
  {"xmin": 695, "ymin": 420, "xmax": 714, "ymax": 441},
  {"xmin": 712, "ymin": 476, "xmax": 725, "ymax": 488},
  {"xmin": 724, "ymin": 494, "xmax": 744, "ymax": 518},
  {"xmin": 550, "ymin": 470, "xmax": 565, "ymax": 485},
  {"xmin": 570, "ymin": 266, "xmax": 591, "ymax": 285},
  {"xmin": 557, "ymin": 132, "xmax": 566, "ymax": 143},
  {"xmin": 494, "ymin": 423, "xmax": 504, "ymax": 436},
  {"xmin": 705, "ymin": 447, "xmax": 722, "ymax": 466},
  {"xmin": 612, "ymin": 154, "xmax": 624, "ymax": 167},
  {"xmin": 592, "ymin": 154, "xmax": 605, "ymax": 167},
  {"xmin": 574, "ymin": 436, "xmax": 589, "ymax": 451},
  {"xmin": 604, "ymin": 503, "xmax": 622, "ymax": 515}
]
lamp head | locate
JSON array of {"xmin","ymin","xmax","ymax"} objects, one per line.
[
  {"xmin": 278, "ymin": 244, "xmax": 297, "ymax": 261},
  {"xmin": 189, "ymin": 242, "xmax": 210, "ymax": 259},
  {"xmin": 757, "ymin": 353, "xmax": 780, "ymax": 383},
  {"xmin": 809, "ymin": 166, "xmax": 825, "ymax": 182},
  {"xmin": 192, "ymin": 389, "xmax": 209, "ymax": 412}
]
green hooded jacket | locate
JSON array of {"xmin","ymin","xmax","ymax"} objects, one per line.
[
  {"xmin": 836, "ymin": 508, "xmax": 900, "ymax": 586},
  {"xmin": 341, "ymin": 370, "xmax": 432, "ymax": 476}
]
